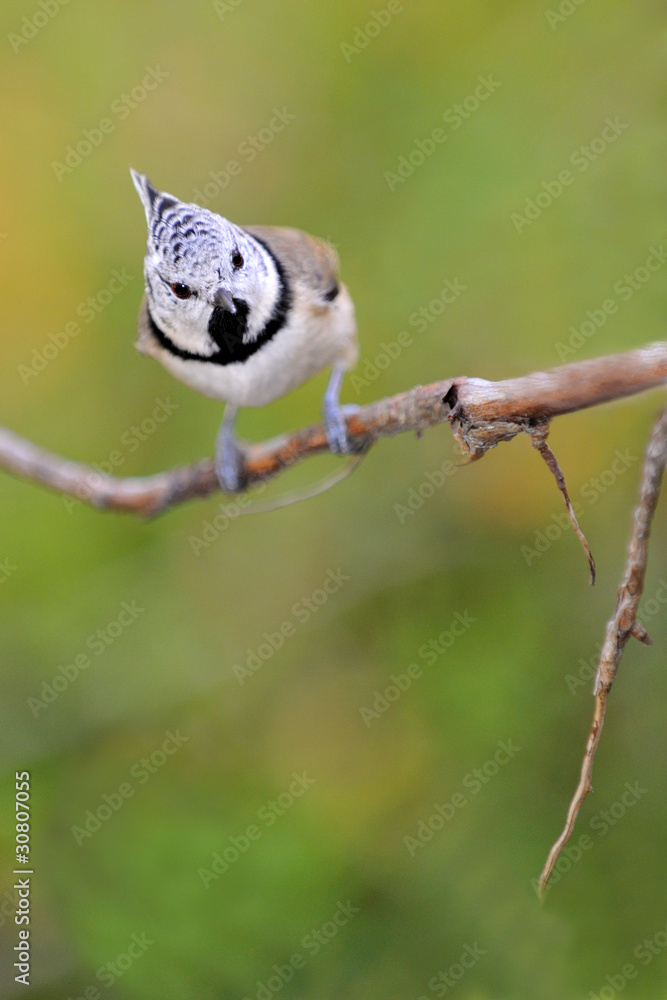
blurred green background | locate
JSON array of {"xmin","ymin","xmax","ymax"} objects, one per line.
[{"xmin": 1, "ymin": 2, "xmax": 666, "ymax": 998}]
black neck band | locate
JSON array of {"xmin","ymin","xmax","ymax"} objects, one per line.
[{"xmin": 147, "ymin": 236, "xmax": 292, "ymax": 367}]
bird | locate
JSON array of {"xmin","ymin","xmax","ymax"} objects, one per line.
[{"xmin": 130, "ymin": 170, "xmax": 359, "ymax": 493}]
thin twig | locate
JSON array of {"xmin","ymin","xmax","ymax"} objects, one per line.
[
  {"xmin": 529, "ymin": 422, "xmax": 596, "ymax": 585},
  {"xmin": 594, "ymin": 403, "xmax": 667, "ymax": 694},
  {"xmin": 2, "ymin": 339, "xmax": 667, "ymax": 892},
  {"xmin": 0, "ymin": 342, "xmax": 665, "ymax": 517},
  {"xmin": 538, "ymin": 692, "xmax": 608, "ymax": 898},
  {"xmin": 538, "ymin": 403, "xmax": 667, "ymax": 897}
]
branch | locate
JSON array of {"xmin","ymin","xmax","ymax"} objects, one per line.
[
  {"xmin": 2, "ymin": 339, "xmax": 667, "ymax": 892},
  {"xmin": 537, "ymin": 402, "xmax": 667, "ymax": 897},
  {"xmin": 0, "ymin": 342, "xmax": 665, "ymax": 517},
  {"xmin": 529, "ymin": 422, "xmax": 596, "ymax": 585}
]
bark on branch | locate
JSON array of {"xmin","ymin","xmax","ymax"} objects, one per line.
[
  {"xmin": 0, "ymin": 342, "xmax": 665, "ymax": 517},
  {"xmin": 1, "ymin": 339, "xmax": 666, "ymax": 895},
  {"xmin": 537, "ymin": 402, "xmax": 667, "ymax": 897}
]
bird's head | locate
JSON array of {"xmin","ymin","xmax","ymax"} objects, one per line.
[{"xmin": 131, "ymin": 169, "xmax": 278, "ymax": 357}]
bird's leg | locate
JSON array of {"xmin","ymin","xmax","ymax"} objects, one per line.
[
  {"xmin": 323, "ymin": 365, "xmax": 358, "ymax": 455},
  {"xmin": 214, "ymin": 403, "xmax": 246, "ymax": 494}
]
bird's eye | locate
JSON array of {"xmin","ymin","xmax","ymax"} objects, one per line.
[
  {"xmin": 171, "ymin": 283, "xmax": 192, "ymax": 299},
  {"xmin": 231, "ymin": 250, "xmax": 244, "ymax": 269}
]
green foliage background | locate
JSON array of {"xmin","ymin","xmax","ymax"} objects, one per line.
[{"xmin": 1, "ymin": 2, "xmax": 666, "ymax": 998}]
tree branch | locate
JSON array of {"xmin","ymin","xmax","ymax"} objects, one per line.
[
  {"xmin": 529, "ymin": 422, "xmax": 596, "ymax": 585},
  {"xmin": 2, "ymin": 339, "xmax": 666, "ymax": 892},
  {"xmin": 0, "ymin": 342, "xmax": 665, "ymax": 517},
  {"xmin": 537, "ymin": 402, "xmax": 667, "ymax": 897}
]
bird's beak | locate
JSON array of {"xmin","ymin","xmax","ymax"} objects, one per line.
[{"xmin": 214, "ymin": 288, "xmax": 236, "ymax": 314}]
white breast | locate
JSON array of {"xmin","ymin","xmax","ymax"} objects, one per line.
[{"xmin": 142, "ymin": 284, "xmax": 358, "ymax": 407}]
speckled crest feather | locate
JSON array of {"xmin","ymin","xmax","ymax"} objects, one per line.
[{"xmin": 133, "ymin": 171, "xmax": 257, "ymax": 284}]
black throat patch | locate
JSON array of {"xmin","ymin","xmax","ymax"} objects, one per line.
[
  {"xmin": 146, "ymin": 234, "xmax": 292, "ymax": 367},
  {"xmin": 206, "ymin": 299, "xmax": 251, "ymax": 358}
]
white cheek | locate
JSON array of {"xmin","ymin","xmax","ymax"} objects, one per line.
[
  {"xmin": 155, "ymin": 296, "xmax": 216, "ymax": 357},
  {"xmin": 245, "ymin": 267, "xmax": 280, "ymax": 341}
]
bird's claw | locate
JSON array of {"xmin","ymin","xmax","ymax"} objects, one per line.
[
  {"xmin": 214, "ymin": 432, "xmax": 247, "ymax": 494},
  {"xmin": 323, "ymin": 401, "xmax": 360, "ymax": 455}
]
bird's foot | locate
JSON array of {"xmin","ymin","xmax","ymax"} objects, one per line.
[
  {"xmin": 323, "ymin": 401, "xmax": 360, "ymax": 455},
  {"xmin": 214, "ymin": 428, "xmax": 247, "ymax": 494}
]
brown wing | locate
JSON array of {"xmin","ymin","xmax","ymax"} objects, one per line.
[{"xmin": 243, "ymin": 225, "xmax": 341, "ymax": 301}]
